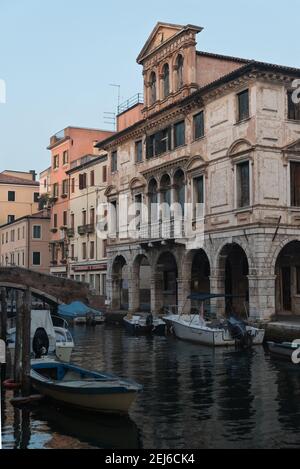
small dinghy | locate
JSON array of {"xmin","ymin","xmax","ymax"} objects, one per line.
[
  {"xmin": 30, "ymin": 360, "xmax": 142, "ymax": 414},
  {"xmin": 267, "ymin": 341, "xmax": 300, "ymax": 362}
]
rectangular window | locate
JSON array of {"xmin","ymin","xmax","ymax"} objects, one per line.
[
  {"xmin": 71, "ymin": 213, "xmax": 75, "ymax": 229},
  {"xmin": 90, "ymin": 170, "xmax": 95, "ymax": 187},
  {"xmin": 53, "ymin": 154, "xmax": 59, "ymax": 169},
  {"xmin": 79, "ymin": 173, "xmax": 87, "ymax": 190},
  {"xmin": 135, "ymin": 140, "xmax": 143, "ymax": 163},
  {"xmin": 236, "ymin": 161, "xmax": 250, "ymax": 208},
  {"xmin": 63, "ymin": 150, "xmax": 69, "ymax": 165},
  {"xmin": 194, "ymin": 111, "xmax": 205, "ymax": 140},
  {"xmin": 111, "ymin": 151, "xmax": 118, "ymax": 173},
  {"xmin": 17, "ymin": 228, "xmax": 20, "ymax": 240},
  {"xmin": 90, "ymin": 241, "xmax": 95, "ymax": 259},
  {"xmin": 103, "ymin": 165, "xmax": 107, "ymax": 183},
  {"xmin": 11, "ymin": 230, "xmax": 15, "ymax": 242},
  {"xmin": 71, "ymin": 178, "xmax": 75, "ymax": 193},
  {"xmin": 82, "ymin": 243, "xmax": 87, "ymax": 260},
  {"xmin": 8, "ymin": 191, "xmax": 15, "ymax": 201},
  {"xmin": 146, "ymin": 127, "xmax": 171, "ymax": 159},
  {"xmin": 53, "ymin": 183, "xmax": 59, "ymax": 198},
  {"xmin": 237, "ymin": 89, "xmax": 250, "ymax": 122},
  {"xmin": 71, "ymin": 244, "xmax": 75, "ymax": 260},
  {"xmin": 90, "ymin": 208, "xmax": 95, "ymax": 225},
  {"xmin": 34, "ymin": 192, "xmax": 39, "ymax": 203},
  {"xmin": 82, "ymin": 210, "xmax": 87, "ymax": 226},
  {"xmin": 174, "ymin": 121, "xmax": 185, "ymax": 148},
  {"xmin": 62, "ymin": 179, "xmax": 68, "ymax": 196},
  {"xmin": 33, "ymin": 225, "xmax": 41, "ymax": 239},
  {"xmin": 32, "ymin": 252, "xmax": 41, "ymax": 266},
  {"xmin": 103, "ymin": 239, "xmax": 107, "ymax": 258},
  {"xmin": 63, "ymin": 211, "xmax": 68, "ymax": 226},
  {"xmin": 288, "ymin": 90, "xmax": 300, "ymax": 121},
  {"xmin": 54, "ymin": 213, "xmax": 58, "ymax": 228},
  {"xmin": 290, "ymin": 162, "xmax": 300, "ymax": 207},
  {"xmin": 7, "ymin": 215, "xmax": 15, "ymax": 224}
]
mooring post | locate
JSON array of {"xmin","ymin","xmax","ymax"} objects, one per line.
[
  {"xmin": 21, "ymin": 289, "xmax": 31, "ymax": 396},
  {"xmin": 0, "ymin": 287, "xmax": 7, "ymax": 342},
  {"xmin": 14, "ymin": 291, "xmax": 22, "ymax": 384}
]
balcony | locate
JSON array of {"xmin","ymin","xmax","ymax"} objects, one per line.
[
  {"xmin": 78, "ymin": 224, "xmax": 95, "ymax": 235},
  {"xmin": 67, "ymin": 228, "xmax": 75, "ymax": 238},
  {"xmin": 50, "ymin": 227, "xmax": 58, "ymax": 234}
]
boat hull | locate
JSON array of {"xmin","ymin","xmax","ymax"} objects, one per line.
[
  {"xmin": 30, "ymin": 378, "xmax": 138, "ymax": 414},
  {"xmin": 268, "ymin": 342, "xmax": 300, "ymax": 361},
  {"xmin": 167, "ymin": 317, "xmax": 265, "ymax": 347}
]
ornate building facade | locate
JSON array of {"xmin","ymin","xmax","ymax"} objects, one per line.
[{"xmin": 96, "ymin": 22, "xmax": 300, "ymax": 321}]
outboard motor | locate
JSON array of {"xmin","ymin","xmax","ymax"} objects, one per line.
[
  {"xmin": 32, "ymin": 327, "xmax": 49, "ymax": 359},
  {"xmin": 227, "ymin": 317, "xmax": 253, "ymax": 349},
  {"xmin": 146, "ymin": 314, "xmax": 153, "ymax": 327}
]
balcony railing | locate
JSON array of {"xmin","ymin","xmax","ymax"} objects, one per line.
[
  {"xmin": 67, "ymin": 228, "xmax": 75, "ymax": 238},
  {"xmin": 117, "ymin": 93, "xmax": 144, "ymax": 115},
  {"xmin": 77, "ymin": 224, "xmax": 95, "ymax": 236}
]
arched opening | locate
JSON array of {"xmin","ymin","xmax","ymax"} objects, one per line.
[
  {"xmin": 162, "ymin": 63, "xmax": 170, "ymax": 98},
  {"xmin": 112, "ymin": 256, "xmax": 129, "ymax": 311},
  {"xmin": 173, "ymin": 169, "xmax": 185, "ymax": 214},
  {"xmin": 160, "ymin": 174, "xmax": 171, "ymax": 206},
  {"xmin": 218, "ymin": 244, "xmax": 249, "ymax": 316},
  {"xmin": 176, "ymin": 54, "xmax": 184, "ymax": 90},
  {"xmin": 133, "ymin": 255, "xmax": 151, "ymax": 312},
  {"xmin": 190, "ymin": 250, "xmax": 211, "ymax": 313},
  {"xmin": 149, "ymin": 71, "xmax": 157, "ymax": 105},
  {"xmin": 157, "ymin": 252, "xmax": 178, "ymax": 310},
  {"xmin": 148, "ymin": 178, "xmax": 158, "ymax": 223},
  {"xmin": 275, "ymin": 241, "xmax": 300, "ymax": 315}
]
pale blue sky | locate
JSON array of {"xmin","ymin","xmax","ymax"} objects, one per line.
[{"xmin": 0, "ymin": 0, "xmax": 300, "ymax": 175}]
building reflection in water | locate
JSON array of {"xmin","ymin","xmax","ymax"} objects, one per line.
[{"xmin": 2, "ymin": 326, "xmax": 300, "ymax": 449}]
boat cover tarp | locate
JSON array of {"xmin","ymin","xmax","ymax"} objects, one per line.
[{"xmin": 58, "ymin": 301, "xmax": 103, "ymax": 318}]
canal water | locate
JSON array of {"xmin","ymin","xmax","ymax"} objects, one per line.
[{"xmin": 2, "ymin": 324, "xmax": 300, "ymax": 449}]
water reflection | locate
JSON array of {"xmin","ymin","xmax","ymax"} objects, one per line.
[{"xmin": 2, "ymin": 326, "xmax": 300, "ymax": 449}]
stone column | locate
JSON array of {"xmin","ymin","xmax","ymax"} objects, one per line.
[
  {"xmin": 110, "ymin": 273, "xmax": 121, "ymax": 311},
  {"xmin": 177, "ymin": 276, "xmax": 191, "ymax": 314},
  {"xmin": 248, "ymin": 275, "xmax": 276, "ymax": 321},
  {"xmin": 128, "ymin": 268, "xmax": 140, "ymax": 315},
  {"xmin": 210, "ymin": 269, "xmax": 225, "ymax": 318},
  {"xmin": 150, "ymin": 271, "xmax": 164, "ymax": 316}
]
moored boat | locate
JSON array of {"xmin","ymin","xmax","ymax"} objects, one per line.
[
  {"xmin": 58, "ymin": 301, "xmax": 105, "ymax": 325},
  {"xmin": 267, "ymin": 341, "xmax": 300, "ymax": 362},
  {"xmin": 123, "ymin": 314, "xmax": 166, "ymax": 336},
  {"xmin": 30, "ymin": 360, "xmax": 143, "ymax": 415},
  {"xmin": 163, "ymin": 293, "xmax": 265, "ymax": 347}
]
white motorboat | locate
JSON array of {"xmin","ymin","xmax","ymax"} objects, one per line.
[
  {"xmin": 7, "ymin": 310, "xmax": 74, "ymax": 363},
  {"xmin": 163, "ymin": 293, "xmax": 265, "ymax": 347}
]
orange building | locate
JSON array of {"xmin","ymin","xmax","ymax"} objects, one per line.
[{"xmin": 47, "ymin": 127, "xmax": 114, "ymax": 277}]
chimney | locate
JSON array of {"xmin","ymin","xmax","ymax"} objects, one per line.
[{"xmin": 29, "ymin": 170, "xmax": 36, "ymax": 181}]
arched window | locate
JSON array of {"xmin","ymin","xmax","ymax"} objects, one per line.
[
  {"xmin": 149, "ymin": 72, "xmax": 157, "ymax": 105},
  {"xmin": 162, "ymin": 64, "xmax": 170, "ymax": 98},
  {"xmin": 174, "ymin": 169, "xmax": 185, "ymax": 213},
  {"xmin": 148, "ymin": 179, "xmax": 158, "ymax": 222},
  {"xmin": 176, "ymin": 55, "xmax": 184, "ymax": 90}
]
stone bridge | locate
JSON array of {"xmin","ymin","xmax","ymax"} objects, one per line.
[{"xmin": 0, "ymin": 267, "xmax": 95, "ymax": 306}]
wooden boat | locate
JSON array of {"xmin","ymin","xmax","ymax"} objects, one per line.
[
  {"xmin": 123, "ymin": 314, "xmax": 166, "ymax": 336},
  {"xmin": 267, "ymin": 341, "xmax": 300, "ymax": 362},
  {"xmin": 30, "ymin": 360, "xmax": 142, "ymax": 414},
  {"xmin": 163, "ymin": 293, "xmax": 265, "ymax": 347}
]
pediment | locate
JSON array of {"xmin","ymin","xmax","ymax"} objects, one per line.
[
  {"xmin": 129, "ymin": 177, "xmax": 146, "ymax": 191},
  {"xmin": 137, "ymin": 23, "xmax": 183, "ymax": 64},
  {"xmin": 104, "ymin": 185, "xmax": 118, "ymax": 198},
  {"xmin": 137, "ymin": 22, "xmax": 202, "ymax": 64},
  {"xmin": 186, "ymin": 155, "xmax": 207, "ymax": 172},
  {"xmin": 283, "ymin": 139, "xmax": 300, "ymax": 153},
  {"xmin": 228, "ymin": 139, "xmax": 253, "ymax": 157}
]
